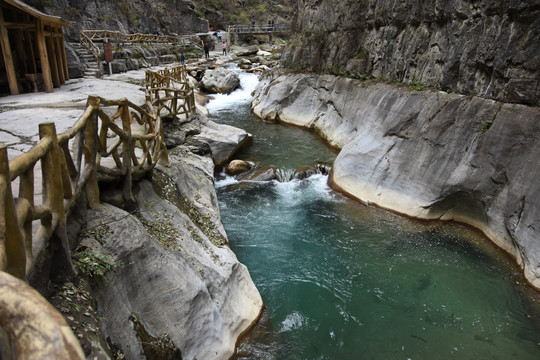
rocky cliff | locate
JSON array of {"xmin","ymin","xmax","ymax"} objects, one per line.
[
  {"xmin": 27, "ymin": 0, "xmax": 292, "ymax": 41},
  {"xmin": 26, "ymin": 0, "xmax": 209, "ymax": 41},
  {"xmin": 252, "ymin": 72, "xmax": 540, "ymax": 289},
  {"xmin": 283, "ymin": 0, "xmax": 540, "ymax": 106}
]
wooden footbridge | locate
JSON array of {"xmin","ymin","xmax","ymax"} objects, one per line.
[
  {"xmin": 226, "ymin": 23, "xmax": 291, "ymax": 45},
  {"xmin": 0, "ymin": 64, "xmax": 195, "ymax": 358}
]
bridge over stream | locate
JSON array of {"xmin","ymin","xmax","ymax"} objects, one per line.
[{"xmin": 226, "ymin": 23, "xmax": 291, "ymax": 45}]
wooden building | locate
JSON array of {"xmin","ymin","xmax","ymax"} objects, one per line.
[{"xmin": 0, "ymin": 0, "xmax": 71, "ymax": 95}]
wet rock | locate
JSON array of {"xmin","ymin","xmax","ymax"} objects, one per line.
[
  {"xmin": 226, "ymin": 159, "xmax": 252, "ymax": 175},
  {"xmin": 247, "ymin": 65, "xmax": 271, "ymax": 73},
  {"xmin": 192, "ymin": 114, "xmax": 252, "ymax": 165},
  {"xmin": 244, "ymin": 166, "xmax": 277, "ymax": 181},
  {"xmin": 200, "ymin": 67, "xmax": 240, "ymax": 94},
  {"xmin": 238, "ymin": 58, "xmax": 252, "ymax": 69},
  {"xmin": 65, "ymin": 43, "xmax": 85, "ymax": 79},
  {"xmin": 294, "ymin": 166, "xmax": 318, "ymax": 180}
]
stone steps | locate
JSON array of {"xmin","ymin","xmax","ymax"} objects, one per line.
[{"xmin": 70, "ymin": 42, "xmax": 103, "ymax": 78}]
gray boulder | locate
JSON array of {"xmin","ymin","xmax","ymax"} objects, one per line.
[
  {"xmin": 82, "ymin": 177, "xmax": 262, "ymax": 360},
  {"xmin": 200, "ymin": 67, "xmax": 241, "ymax": 94},
  {"xmin": 192, "ymin": 114, "xmax": 252, "ymax": 165}
]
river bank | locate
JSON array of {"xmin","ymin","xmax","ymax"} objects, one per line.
[{"xmin": 252, "ymin": 71, "xmax": 540, "ymax": 290}]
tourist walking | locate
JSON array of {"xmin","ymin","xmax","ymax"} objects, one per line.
[
  {"xmin": 204, "ymin": 43, "xmax": 209, "ymax": 59},
  {"xmin": 180, "ymin": 52, "xmax": 185, "ymax": 65},
  {"xmin": 217, "ymin": 30, "xmax": 222, "ymax": 42},
  {"xmin": 222, "ymin": 42, "xmax": 227, "ymax": 55}
]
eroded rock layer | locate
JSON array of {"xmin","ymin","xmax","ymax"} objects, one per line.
[{"xmin": 284, "ymin": 0, "xmax": 540, "ymax": 105}]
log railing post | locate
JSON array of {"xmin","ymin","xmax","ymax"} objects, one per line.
[
  {"xmin": 120, "ymin": 104, "xmax": 134, "ymax": 203},
  {"xmin": 0, "ymin": 144, "xmax": 26, "ymax": 280},
  {"xmin": 84, "ymin": 97, "xmax": 100, "ymax": 209},
  {"xmin": 18, "ymin": 165, "xmax": 34, "ymax": 273},
  {"xmin": 39, "ymin": 123, "xmax": 75, "ymax": 278}
]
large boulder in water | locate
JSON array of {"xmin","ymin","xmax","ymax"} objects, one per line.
[
  {"xmin": 192, "ymin": 114, "xmax": 252, "ymax": 166},
  {"xmin": 200, "ymin": 67, "xmax": 240, "ymax": 94},
  {"xmin": 226, "ymin": 160, "xmax": 252, "ymax": 175}
]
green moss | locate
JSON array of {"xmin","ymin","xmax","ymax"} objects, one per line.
[
  {"xmin": 72, "ymin": 250, "xmax": 119, "ymax": 279},
  {"xmin": 407, "ymin": 81, "xmax": 425, "ymax": 91},
  {"xmin": 328, "ymin": 65, "xmax": 348, "ymax": 77},
  {"xmin": 81, "ymin": 223, "xmax": 113, "ymax": 245},
  {"xmin": 481, "ymin": 119, "xmax": 493, "ymax": 132},
  {"xmin": 152, "ymin": 170, "xmax": 227, "ymax": 247},
  {"xmin": 136, "ymin": 214, "xmax": 182, "ymax": 251}
]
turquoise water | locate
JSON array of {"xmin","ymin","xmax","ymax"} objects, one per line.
[{"xmin": 208, "ymin": 69, "xmax": 540, "ymax": 359}]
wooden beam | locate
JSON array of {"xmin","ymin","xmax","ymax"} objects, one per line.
[
  {"xmin": 12, "ymin": 30, "xmax": 26, "ymax": 73},
  {"xmin": 35, "ymin": 18, "xmax": 52, "ymax": 92},
  {"xmin": 4, "ymin": 22, "xmax": 34, "ymax": 30},
  {"xmin": 24, "ymin": 30, "xmax": 36, "ymax": 74},
  {"xmin": 53, "ymin": 27, "xmax": 65, "ymax": 83},
  {"xmin": 0, "ymin": 8, "xmax": 19, "ymax": 94},
  {"xmin": 45, "ymin": 32, "xmax": 59, "ymax": 87},
  {"xmin": 59, "ymin": 28, "xmax": 68, "ymax": 81}
]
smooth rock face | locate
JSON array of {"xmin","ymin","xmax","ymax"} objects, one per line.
[
  {"xmin": 193, "ymin": 114, "xmax": 252, "ymax": 165},
  {"xmin": 283, "ymin": 0, "xmax": 540, "ymax": 106},
  {"xmin": 200, "ymin": 67, "xmax": 241, "ymax": 94},
  {"xmin": 83, "ymin": 178, "xmax": 262, "ymax": 360},
  {"xmin": 252, "ymin": 72, "xmax": 540, "ymax": 288}
]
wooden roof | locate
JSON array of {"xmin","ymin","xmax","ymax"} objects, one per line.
[{"xmin": 2, "ymin": 0, "xmax": 72, "ymax": 27}]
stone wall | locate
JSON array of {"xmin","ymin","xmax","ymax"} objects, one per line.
[{"xmin": 283, "ymin": 0, "xmax": 540, "ymax": 105}]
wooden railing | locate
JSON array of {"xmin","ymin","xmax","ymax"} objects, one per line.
[
  {"xmin": 0, "ymin": 63, "xmax": 193, "ymax": 359},
  {"xmin": 145, "ymin": 65, "xmax": 196, "ymax": 119},
  {"xmin": 0, "ymin": 94, "xmax": 170, "ymax": 281},
  {"xmin": 80, "ymin": 30, "xmax": 101, "ymax": 67},
  {"xmin": 80, "ymin": 30, "xmax": 202, "ymax": 47},
  {"xmin": 227, "ymin": 23, "xmax": 291, "ymax": 34}
]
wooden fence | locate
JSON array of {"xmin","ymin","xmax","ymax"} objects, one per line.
[
  {"xmin": 227, "ymin": 23, "xmax": 291, "ymax": 34},
  {"xmin": 0, "ymin": 64, "xmax": 194, "ymax": 282},
  {"xmin": 80, "ymin": 29, "xmax": 203, "ymax": 66},
  {"xmin": 145, "ymin": 65, "xmax": 196, "ymax": 120}
]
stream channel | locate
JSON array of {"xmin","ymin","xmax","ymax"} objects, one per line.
[{"xmin": 206, "ymin": 66, "xmax": 540, "ymax": 359}]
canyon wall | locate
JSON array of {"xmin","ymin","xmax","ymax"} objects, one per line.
[
  {"xmin": 252, "ymin": 72, "xmax": 540, "ymax": 288},
  {"xmin": 25, "ymin": 0, "xmax": 209, "ymax": 41},
  {"xmin": 283, "ymin": 0, "xmax": 540, "ymax": 106}
]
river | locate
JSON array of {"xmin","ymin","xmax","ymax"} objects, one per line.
[{"xmin": 206, "ymin": 66, "xmax": 540, "ymax": 360}]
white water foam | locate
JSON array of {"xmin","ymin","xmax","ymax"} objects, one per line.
[
  {"xmin": 273, "ymin": 173, "xmax": 336, "ymax": 203},
  {"xmin": 205, "ymin": 66, "xmax": 260, "ymax": 114},
  {"xmin": 215, "ymin": 173, "xmax": 239, "ymax": 189}
]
